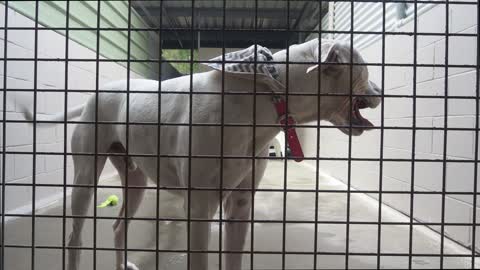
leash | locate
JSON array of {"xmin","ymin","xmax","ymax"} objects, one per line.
[{"xmin": 272, "ymin": 95, "xmax": 304, "ymax": 162}]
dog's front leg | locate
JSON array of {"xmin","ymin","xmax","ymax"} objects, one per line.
[
  {"xmin": 224, "ymin": 159, "xmax": 267, "ymax": 270},
  {"xmin": 224, "ymin": 189, "xmax": 252, "ymax": 270},
  {"xmin": 186, "ymin": 191, "xmax": 217, "ymax": 270}
]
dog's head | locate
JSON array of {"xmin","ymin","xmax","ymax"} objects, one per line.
[
  {"xmin": 274, "ymin": 38, "xmax": 381, "ymax": 136},
  {"xmin": 206, "ymin": 39, "xmax": 381, "ymax": 136}
]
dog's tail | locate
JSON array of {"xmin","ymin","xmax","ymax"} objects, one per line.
[{"xmin": 20, "ymin": 104, "xmax": 85, "ymax": 126}]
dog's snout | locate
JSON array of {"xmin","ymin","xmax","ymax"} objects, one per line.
[
  {"xmin": 369, "ymin": 81, "xmax": 382, "ymax": 94},
  {"xmin": 366, "ymin": 81, "xmax": 382, "ymax": 108}
]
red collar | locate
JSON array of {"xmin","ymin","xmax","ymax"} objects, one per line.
[{"xmin": 272, "ymin": 96, "xmax": 304, "ymax": 162}]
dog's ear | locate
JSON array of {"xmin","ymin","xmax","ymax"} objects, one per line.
[
  {"xmin": 203, "ymin": 45, "xmax": 285, "ymax": 90},
  {"xmin": 306, "ymin": 41, "xmax": 350, "ymax": 75}
]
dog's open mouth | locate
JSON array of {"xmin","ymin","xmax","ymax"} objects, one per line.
[
  {"xmin": 352, "ymin": 98, "xmax": 373, "ymax": 128},
  {"xmin": 338, "ymin": 98, "xmax": 374, "ymax": 136}
]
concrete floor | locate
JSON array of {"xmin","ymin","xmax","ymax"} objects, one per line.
[{"xmin": 3, "ymin": 161, "xmax": 479, "ymax": 269}]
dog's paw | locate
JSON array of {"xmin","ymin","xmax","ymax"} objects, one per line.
[{"xmin": 120, "ymin": 261, "xmax": 140, "ymax": 270}]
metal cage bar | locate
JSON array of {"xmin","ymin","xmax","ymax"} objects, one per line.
[
  {"xmin": 1, "ymin": 1, "xmax": 8, "ymax": 270},
  {"xmin": 376, "ymin": 0, "xmax": 387, "ymax": 268},
  {"xmin": 61, "ymin": 1, "xmax": 70, "ymax": 269},
  {"xmin": 472, "ymin": 2, "xmax": 480, "ymax": 269}
]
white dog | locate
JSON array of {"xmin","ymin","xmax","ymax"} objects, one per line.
[{"xmin": 23, "ymin": 38, "xmax": 380, "ymax": 270}]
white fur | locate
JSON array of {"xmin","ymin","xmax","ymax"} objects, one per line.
[{"xmin": 22, "ymin": 38, "xmax": 380, "ymax": 270}]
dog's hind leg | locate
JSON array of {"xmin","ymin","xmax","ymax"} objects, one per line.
[
  {"xmin": 67, "ymin": 154, "xmax": 107, "ymax": 270},
  {"xmin": 110, "ymin": 155, "xmax": 147, "ymax": 270},
  {"xmin": 67, "ymin": 115, "xmax": 114, "ymax": 270}
]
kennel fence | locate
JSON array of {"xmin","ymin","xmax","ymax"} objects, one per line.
[{"xmin": 0, "ymin": 0, "xmax": 479, "ymax": 269}]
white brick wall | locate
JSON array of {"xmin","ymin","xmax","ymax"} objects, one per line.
[
  {"xmin": 301, "ymin": 4, "xmax": 479, "ymax": 249},
  {"xmin": 1, "ymin": 6, "xmax": 143, "ymax": 216}
]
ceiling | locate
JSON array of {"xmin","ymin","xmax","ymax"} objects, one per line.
[{"xmin": 132, "ymin": 0, "xmax": 328, "ymax": 49}]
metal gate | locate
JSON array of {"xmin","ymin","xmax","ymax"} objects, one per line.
[{"xmin": 1, "ymin": 1, "xmax": 479, "ymax": 269}]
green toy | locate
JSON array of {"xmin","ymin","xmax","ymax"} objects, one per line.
[{"xmin": 97, "ymin": 195, "xmax": 119, "ymax": 208}]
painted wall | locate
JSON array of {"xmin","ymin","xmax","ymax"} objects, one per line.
[{"xmin": 300, "ymin": 4, "xmax": 478, "ymax": 250}]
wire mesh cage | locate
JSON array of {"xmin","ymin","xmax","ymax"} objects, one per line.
[{"xmin": 0, "ymin": 0, "xmax": 479, "ymax": 270}]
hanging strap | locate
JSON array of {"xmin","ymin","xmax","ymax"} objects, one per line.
[{"xmin": 272, "ymin": 96, "xmax": 304, "ymax": 162}]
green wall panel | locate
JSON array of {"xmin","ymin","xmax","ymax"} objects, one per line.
[{"xmin": 5, "ymin": 0, "xmax": 156, "ymax": 78}]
